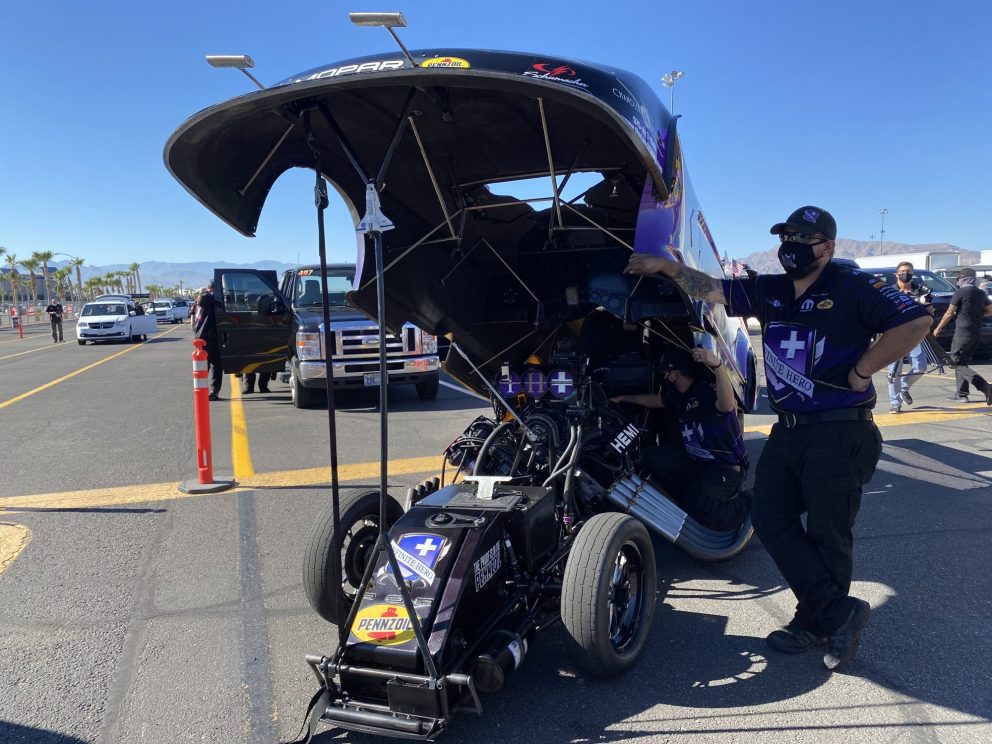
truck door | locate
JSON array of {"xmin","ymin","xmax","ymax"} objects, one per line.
[{"xmin": 213, "ymin": 269, "xmax": 291, "ymax": 374}]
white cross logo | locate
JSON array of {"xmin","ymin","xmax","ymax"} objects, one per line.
[
  {"xmin": 779, "ymin": 330, "xmax": 806, "ymax": 360},
  {"xmin": 551, "ymin": 371, "xmax": 571, "ymax": 394},
  {"xmin": 681, "ymin": 424, "xmax": 694, "ymax": 442},
  {"xmin": 414, "ymin": 538, "xmax": 437, "ymax": 557}
]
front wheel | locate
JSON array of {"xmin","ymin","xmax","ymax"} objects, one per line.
[
  {"xmin": 77, "ymin": 339, "xmax": 85, "ymax": 345},
  {"xmin": 291, "ymin": 367, "xmax": 320, "ymax": 409},
  {"xmin": 415, "ymin": 374, "xmax": 440, "ymax": 401},
  {"xmin": 561, "ymin": 513, "xmax": 656, "ymax": 678},
  {"xmin": 303, "ymin": 489, "xmax": 405, "ymax": 625}
]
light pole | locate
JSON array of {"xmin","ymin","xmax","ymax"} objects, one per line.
[
  {"xmin": 879, "ymin": 208, "xmax": 888, "ymax": 253},
  {"xmin": 869, "ymin": 233, "xmax": 876, "ymax": 252},
  {"xmin": 52, "ymin": 252, "xmax": 81, "ymax": 302},
  {"xmin": 661, "ymin": 70, "xmax": 685, "ymax": 113}
]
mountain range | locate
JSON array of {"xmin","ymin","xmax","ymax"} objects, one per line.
[
  {"xmin": 735, "ymin": 239, "xmax": 983, "ymax": 274},
  {"xmin": 52, "ymin": 239, "xmax": 985, "ymax": 290},
  {"xmin": 52, "ymin": 259, "xmax": 297, "ymax": 293}
]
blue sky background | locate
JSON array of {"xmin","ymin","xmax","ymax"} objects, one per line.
[{"xmin": 2, "ymin": 0, "xmax": 990, "ymax": 267}]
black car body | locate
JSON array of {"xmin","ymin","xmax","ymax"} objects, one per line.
[
  {"xmin": 211, "ymin": 264, "xmax": 440, "ymax": 407},
  {"xmin": 870, "ymin": 268, "xmax": 992, "ymax": 358}
]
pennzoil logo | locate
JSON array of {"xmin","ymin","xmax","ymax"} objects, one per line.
[
  {"xmin": 420, "ymin": 56, "xmax": 470, "ymax": 68},
  {"xmin": 353, "ymin": 604, "xmax": 414, "ymax": 646}
]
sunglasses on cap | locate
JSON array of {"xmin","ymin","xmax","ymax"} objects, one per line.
[{"xmin": 779, "ymin": 232, "xmax": 829, "ymax": 246}]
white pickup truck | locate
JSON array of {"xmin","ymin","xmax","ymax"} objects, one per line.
[
  {"xmin": 149, "ymin": 298, "xmax": 191, "ymax": 324},
  {"xmin": 76, "ymin": 296, "xmax": 159, "ymax": 344}
]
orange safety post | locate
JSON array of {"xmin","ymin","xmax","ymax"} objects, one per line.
[{"xmin": 178, "ymin": 339, "xmax": 234, "ymax": 494}]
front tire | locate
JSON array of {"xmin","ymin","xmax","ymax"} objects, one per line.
[
  {"xmin": 303, "ymin": 489, "xmax": 405, "ymax": 625},
  {"xmin": 415, "ymin": 374, "xmax": 440, "ymax": 401},
  {"xmin": 561, "ymin": 513, "xmax": 656, "ymax": 678},
  {"xmin": 77, "ymin": 339, "xmax": 85, "ymax": 345},
  {"xmin": 291, "ymin": 367, "xmax": 320, "ymax": 409}
]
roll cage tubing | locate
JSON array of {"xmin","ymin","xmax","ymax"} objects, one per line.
[{"xmin": 281, "ymin": 87, "xmax": 706, "ymax": 679}]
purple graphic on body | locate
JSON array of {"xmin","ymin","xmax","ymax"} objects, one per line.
[
  {"xmin": 521, "ymin": 368, "xmax": 548, "ymax": 397},
  {"xmin": 498, "ymin": 372, "xmax": 521, "ymax": 397},
  {"xmin": 763, "ymin": 324, "xmax": 821, "ymax": 398},
  {"xmin": 548, "ymin": 369, "xmax": 575, "ymax": 398}
]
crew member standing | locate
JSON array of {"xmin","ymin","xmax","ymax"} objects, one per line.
[
  {"xmin": 932, "ymin": 266, "xmax": 992, "ymax": 401},
  {"xmin": 886, "ymin": 262, "xmax": 933, "ymax": 413},
  {"xmin": 611, "ymin": 346, "xmax": 749, "ymax": 531},
  {"xmin": 193, "ymin": 288, "xmax": 223, "ymax": 400},
  {"xmin": 45, "ymin": 298, "xmax": 64, "ymax": 343},
  {"xmin": 625, "ymin": 206, "xmax": 931, "ymax": 670}
]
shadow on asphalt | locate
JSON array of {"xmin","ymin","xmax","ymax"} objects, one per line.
[
  {"xmin": 307, "ymin": 437, "xmax": 992, "ymax": 742},
  {"xmin": 0, "ymin": 722, "xmax": 88, "ymax": 743},
  {"xmin": 4, "ymin": 507, "xmax": 167, "ymax": 514},
  {"xmin": 245, "ymin": 386, "xmax": 486, "ymax": 415}
]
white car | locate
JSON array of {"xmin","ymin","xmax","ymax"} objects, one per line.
[
  {"xmin": 149, "ymin": 299, "xmax": 190, "ymax": 323},
  {"xmin": 76, "ymin": 299, "xmax": 158, "ymax": 344}
]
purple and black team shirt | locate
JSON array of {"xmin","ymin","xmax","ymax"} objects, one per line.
[
  {"xmin": 721, "ymin": 262, "xmax": 931, "ymax": 413},
  {"xmin": 661, "ymin": 379, "xmax": 749, "ymax": 469}
]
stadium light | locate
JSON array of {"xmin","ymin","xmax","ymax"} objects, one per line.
[{"xmin": 660, "ymin": 70, "xmax": 685, "ymax": 113}]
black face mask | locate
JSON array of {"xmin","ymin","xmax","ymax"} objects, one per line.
[
  {"xmin": 777, "ymin": 241, "xmax": 818, "ymax": 279},
  {"xmin": 897, "ymin": 272, "xmax": 913, "ymax": 282}
]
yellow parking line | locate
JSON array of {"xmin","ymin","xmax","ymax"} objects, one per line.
[
  {"xmin": 743, "ymin": 403, "xmax": 990, "ymax": 435},
  {"xmin": 0, "ymin": 454, "xmax": 444, "ymax": 513},
  {"xmin": 229, "ymin": 376, "xmax": 256, "ymax": 480},
  {"xmin": 0, "ymin": 523, "xmax": 32, "ymax": 576},
  {"xmin": 0, "ymin": 325, "xmax": 183, "ymax": 411},
  {"xmin": 0, "ymin": 343, "xmax": 72, "ymax": 362}
]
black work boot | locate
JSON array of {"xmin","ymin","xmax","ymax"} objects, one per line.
[
  {"xmin": 823, "ymin": 598, "xmax": 870, "ymax": 670},
  {"xmin": 767, "ymin": 620, "xmax": 826, "ymax": 654}
]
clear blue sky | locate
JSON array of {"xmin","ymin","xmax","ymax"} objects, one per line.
[{"xmin": 2, "ymin": 1, "xmax": 990, "ymax": 267}]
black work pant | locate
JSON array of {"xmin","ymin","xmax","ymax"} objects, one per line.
[
  {"xmin": 203, "ymin": 337, "xmax": 223, "ymax": 394},
  {"xmin": 50, "ymin": 317, "xmax": 63, "ymax": 341},
  {"xmin": 642, "ymin": 444, "xmax": 749, "ymax": 531},
  {"xmin": 751, "ymin": 420, "xmax": 882, "ymax": 635},
  {"xmin": 950, "ymin": 332, "xmax": 980, "ymax": 395}
]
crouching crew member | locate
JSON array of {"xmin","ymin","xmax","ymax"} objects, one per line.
[
  {"xmin": 611, "ymin": 345, "xmax": 749, "ymax": 532},
  {"xmin": 624, "ymin": 205, "xmax": 932, "ymax": 671}
]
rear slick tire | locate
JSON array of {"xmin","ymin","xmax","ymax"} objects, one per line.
[
  {"xmin": 561, "ymin": 513, "xmax": 656, "ymax": 678},
  {"xmin": 302, "ymin": 489, "xmax": 405, "ymax": 626}
]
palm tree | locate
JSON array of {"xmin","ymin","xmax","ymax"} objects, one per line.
[
  {"xmin": 102, "ymin": 273, "xmax": 117, "ymax": 295},
  {"xmin": 21, "ymin": 256, "xmax": 40, "ymax": 310},
  {"xmin": 129, "ymin": 262, "xmax": 142, "ymax": 294},
  {"xmin": 53, "ymin": 267, "xmax": 71, "ymax": 300},
  {"xmin": 5, "ymin": 254, "xmax": 21, "ymax": 304},
  {"xmin": 70, "ymin": 257, "xmax": 85, "ymax": 303},
  {"xmin": 84, "ymin": 277, "xmax": 102, "ymax": 300},
  {"xmin": 33, "ymin": 250, "xmax": 54, "ymax": 301},
  {"xmin": 0, "ymin": 246, "xmax": 7, "ymax": 304}
]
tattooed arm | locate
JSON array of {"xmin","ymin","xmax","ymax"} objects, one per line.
[{"xmin": 624, "ymin": 253, "xmax": 728, "ymax": 304}]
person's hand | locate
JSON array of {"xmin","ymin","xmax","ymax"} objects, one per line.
[
  {"xmin": 848, "ymin": 366, "xmax": 872, "ymax": 392},
  {"xmin": 691, "ymin": 347, "xmax": 721, "ymax": 369},
  {"xmin": 624, "ymin": 253, "xmax": 669, "ymax": 276}
]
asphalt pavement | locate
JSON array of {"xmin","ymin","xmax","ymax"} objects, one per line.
[{"xmin": 1, "ymin": 320, "xmax": 991, "ymax": 743}]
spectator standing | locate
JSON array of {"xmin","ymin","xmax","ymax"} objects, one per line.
[
  {"xmin": 886, "ymin": 262, "xmax": 933, "ymax": 413},
  {"xmin": 193, "ymin": 288, "xmax": 223, "ymax": 400},
  {"xmin": 624, "ymin": 205, "xmax": 932, "ymax": 670},
  {"xmin": 932, "ymin": 267, "xmax": 992, "ymax": 401},
  {"xmin": 45, "ymin": 299, "xmax": 64, "ymax": 343}
]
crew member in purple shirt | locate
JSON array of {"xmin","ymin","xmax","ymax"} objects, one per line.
[
  {"xmin": 612, "ymin": 345, "xmax": 749, "ymax": 531},
  {"xmin": 624, "ymin": 205, "xmax": 932, "ymax": 671}
]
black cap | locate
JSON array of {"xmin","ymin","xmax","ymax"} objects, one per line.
[
  {"xmin": 658, "ymin": 346, "xmax": 698, "ymax": 376},
  {"xmin": 770, "ymin": 206, "xmax": 837, "ymax": 240}
]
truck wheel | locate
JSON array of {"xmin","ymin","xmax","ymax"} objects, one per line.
[
  {"xmin": 291, "ymin": 370, "xmax": 320, "ymax": 409},
  {"xmin": 415, "ymin": 374, "xmax": 440, "ymax": 401},
  {"xmin": 561, "ymin": 513, "xmax": 656, "ymax": 678},
  {"xmin": 303, "ymin": 489, "xmax": 405, "ymax": 626}
]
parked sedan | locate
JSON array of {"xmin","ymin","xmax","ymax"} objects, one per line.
[{"xmin": 871, "ymin": 268, "xmax": 992, "ymax": 358}]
